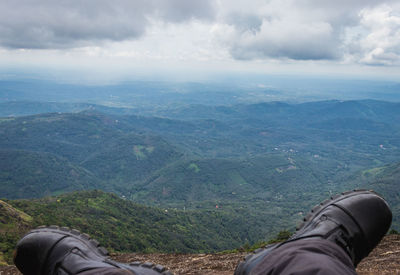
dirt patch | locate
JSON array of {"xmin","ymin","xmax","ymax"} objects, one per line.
[
  {"xmin": 113, "ymin": 252, "xmax": 246, "ymax": 275},
  {"xmin": 357, "ymin": 234, "xmax": 400, "ymax": 275},
  {"xmin": 2, "ymin": 235, "xmax": 400, "ymax": 274}
]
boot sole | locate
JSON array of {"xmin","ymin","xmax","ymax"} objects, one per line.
[{"xmin": 29, "ymin": 226, "xmax": 172, "ymax": 275}]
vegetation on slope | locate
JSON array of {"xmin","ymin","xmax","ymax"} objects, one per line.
[
  {"xmin": 0, "ymin": 112, "xmax": 182, "ymax": 198},
  {"xmin": 131, "ymin": 155, "xmax": 334, "ymax": 208},
  {"xmin": 1, "ymin": 190, "xmax": 295, "ymax": 264},
  {"xmin": 0, "ymin": 149, "xmax": 99, "ymax": 199},
  {"xmin": 1, "ymin": 101, "xmax": 400, "ymax": 265},
  {"xmin": 0, "ymin": 200, "xmax": 32, "ymax": 264}
]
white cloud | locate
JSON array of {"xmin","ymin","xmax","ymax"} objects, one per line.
[
  {"xmin": 212, "ymin": 0, "xmax": 345, "ymax": 60},
  {"xmin": 75, "ymin": 19, "xmax": 230, "ymax": 63},
  {"xmin": 357, "ymin": 4, "xmax": 400, "ymax": 65},
  {"xmin": 213, "ymin": 0, "xmax": 400, "ymax": 64},
  {"xmin": 216, "ymin": 17, "xmax": 338, "ymax": 60}
]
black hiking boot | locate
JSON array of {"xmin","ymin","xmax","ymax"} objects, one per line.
[
  {"xmin": 234, "ymin": 189, "xmax": 392, "ymax": 274},
  {"xmin": 14, "ymin": 226, "xmax": 172, "ymax": 275}
]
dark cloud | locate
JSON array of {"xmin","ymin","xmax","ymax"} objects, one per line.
[
  {"xmin": 156, "ymin": 0, "xmax": 215, "ymax": 22},
  {"xmin": 225, "ymin": 13, "xmax": 263, "ymax": 33},
  {"xmin": 0, "ymin": 0, "xmax": 215, "ymax": 49}
]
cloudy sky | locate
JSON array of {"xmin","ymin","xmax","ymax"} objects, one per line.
[{"xmin": 1, "ymin": 0, "xmax": 400, "ymax": 81}]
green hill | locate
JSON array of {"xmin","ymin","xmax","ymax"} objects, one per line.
[
  {"xmin": 131, "ymin": 155, "xmax": 333, "ymax": 208},
  {"xmin": 0, "ymin": 149, "xmax": 99, "ymax": 199},
  {"xmin": 1, "ymin": 190, "xmax": 291, "ymax": 264},
  {"xmin": 128, "ymin": 155, "xmax": 342, "ymax": 243},
  {"xmin": 0, "ymin": 112, "xmax": 182, "ymax": 198},
  {"xmin": 81, "ymin": 134, "xmax": 182, "ymax": 186}
]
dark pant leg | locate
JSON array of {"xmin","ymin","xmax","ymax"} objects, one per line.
[
  {"xmin": 77, "ymin": 267, "xmax": 134, "ymax": 275},
  {"xmin": 251, "ymin": 239, "xmax": 357, "ymax": 275}
]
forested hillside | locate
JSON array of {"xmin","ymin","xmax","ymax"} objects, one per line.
[
  {"xmin": 1, "ymin": 100, "xmax": 399, "ymax": 202},
  {"xmin": 0, "ymin": 149, "xmax": 98, "ymax": 198},
  {"xmin": 1, "ymin": 99, "xmax": 400, "ymax": 267},
  {"xmin": 0, "ymin": 112, "xmax": 182, "ymax": 198},
  {"xmin": 0, "ymin": 190, "xmax": 287, "ymax": 264}
]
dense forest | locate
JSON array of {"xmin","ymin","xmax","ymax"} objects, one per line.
[{"xmin": 0, "ymin": 190, "xmax": 290, "ymax": 264}]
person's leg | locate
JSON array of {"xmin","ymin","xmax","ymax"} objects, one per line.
[
  {"xmin": 239, "ymin": 239, "xmax": 356, "ymax": 275},
  {"xmin": 79, "ymin": 267, "xmax": 134, "ymax": 275},
  {"xmin": 235, "ymin": 189, "xmax": 392, "ymax": 275},
  {"xmin": 13, "ymin": 226, "xmax": 171, "ymax": 275}
]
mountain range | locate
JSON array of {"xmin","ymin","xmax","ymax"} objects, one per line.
[{"xmin": 1, "ymin": 98, "xmax": 400, "ymax": 265}]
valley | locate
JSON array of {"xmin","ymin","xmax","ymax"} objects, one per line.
[{"xmin": 1, "ymin": 85, "xmax": 400, "ymax": 266}]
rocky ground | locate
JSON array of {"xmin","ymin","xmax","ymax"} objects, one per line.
[
  {"xmin": 1, "ymin": 235, "xmax": 399, "ymax": 275},
  {"xmin": 357, "ymin": 234, "xmax": 400, "ymax": 275}
]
